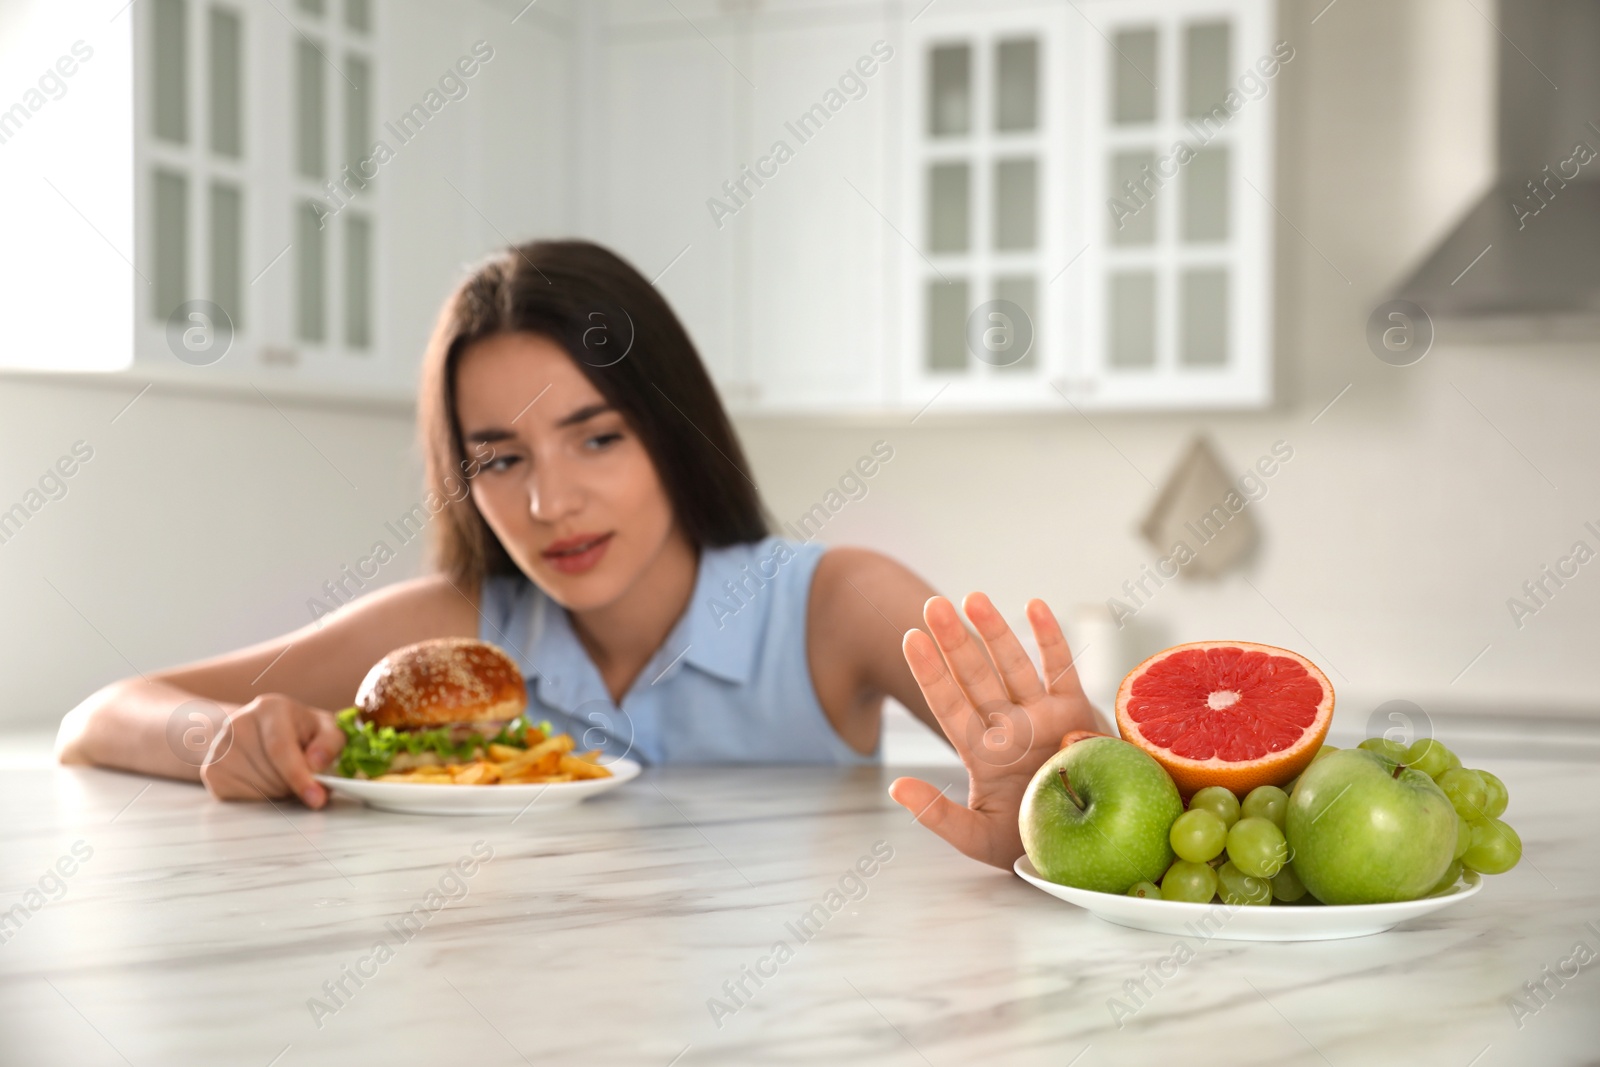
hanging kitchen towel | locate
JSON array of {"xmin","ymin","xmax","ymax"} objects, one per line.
[{"xmin": 1139, "ymin": 435, "xmax": 1259, "ymax": 578}]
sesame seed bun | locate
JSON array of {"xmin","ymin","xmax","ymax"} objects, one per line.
[{"xmin": 355, "ymin": 638, "xmax": 527, "ymax": 730}]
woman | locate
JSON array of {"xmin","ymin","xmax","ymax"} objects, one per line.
[{"xmin": 55, "ymin": 240, "xmax": 1107, "ymax": 869}]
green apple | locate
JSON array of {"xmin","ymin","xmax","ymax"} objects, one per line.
[
  {"xmin": 1286, "ymin": 749, "xmax": 1456, "ymax": 904},
  {"xmin": 1019, "ymin": 737, "xmax": 1183, "ymax": 894}
]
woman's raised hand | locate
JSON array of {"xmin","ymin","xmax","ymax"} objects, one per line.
[
  {"xmin": 889, "ymin": 593, "xmax": 1110, "ymax": 869},
  {"xmin": 200, "ymin": 695, "xmax": 346, "ymax": 809}
]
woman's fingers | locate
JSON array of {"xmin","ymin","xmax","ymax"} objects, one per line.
[
  {"xmin": 257, "ymin": 704, "xmax": 327, "ymax": 808},
  {"xmin": 887, "ymin": 776, "xmax": 990, "ymax": 865},
  {"xmin": 962, "ymin": 592, "xmax": 1045, "ymax": 705},
  {"xmin": 1027, "ymin": 598, "xmax": 1084, "ymax": 699},
  {"xmin": 901, "ymin": 627, "xmax": 977, "ymax": 748},
  {"xmin": 300, "ymin": 708, "xmax": 346, "ymax": 772},
  {"xmin": 920, "ymin": 596, "xmax": 1012, "ymax": 711}
]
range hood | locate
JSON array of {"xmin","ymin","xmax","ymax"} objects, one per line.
[{"xmin": 1396, "ymin": 0, "xmax": 1600, "ymax": 337}]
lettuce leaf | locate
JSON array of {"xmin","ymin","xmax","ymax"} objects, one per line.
[{"xmin": 332, "ymin": 708, "xmax": 549, "ymax": 778}]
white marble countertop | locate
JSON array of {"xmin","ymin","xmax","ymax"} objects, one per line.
[{"xmin": 1, "ymin": 757, "xmax": 1597, "ymax": 1066}]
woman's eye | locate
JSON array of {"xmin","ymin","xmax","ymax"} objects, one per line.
[
  {"xmin": 585, "ymin": 432, "xmax": 623, "ymax": 450},
  {"xmin": 483, "ymin": 455, "xmax": 522, "ymax": 472}
]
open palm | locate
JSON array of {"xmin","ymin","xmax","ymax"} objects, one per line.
[{"xmin": 889, "ymin": 593, "xmax": 1112, "ymax": 869}]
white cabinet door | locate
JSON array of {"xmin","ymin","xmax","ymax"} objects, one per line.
[
  {"xmin": 1074, "ymin": 0, "xmax": 1276, "ymax": 409},
  {"xmin": 587, "ymin": 20, "xmax": 749, "ymax": 399},
  {"xmin": 895, "ymin": 0, "xmax": 1276, "ymax": 412},
  {"xmin": 899, "ymin": 2, "xmax": 1076, "ymax": 412},
  {"xmin": 742, "ymin": 15, "xmax": 895, "ymax": 412}
]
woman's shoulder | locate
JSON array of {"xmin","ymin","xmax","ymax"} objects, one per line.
[
  {"xmin": 808, "ymin": 545, "xmax": 923, "ymax": 610},
  {"xmin": 804, "ymin": 545, "xmax": 935, "ymax": 660}
]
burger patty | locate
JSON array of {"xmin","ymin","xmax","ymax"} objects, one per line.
[{"xmin": 377, "ymin": 721, "xmax": 510, "ymax": 772}]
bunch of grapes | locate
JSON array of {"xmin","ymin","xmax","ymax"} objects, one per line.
[{"xmin": 1125, "ymin": 737, "xmax": 1521, "ymax": 905}]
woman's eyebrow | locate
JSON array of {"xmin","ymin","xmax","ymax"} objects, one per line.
[
  {"xmin": 555, "ymin": 402, "xmax": 614, "ymax": 428},
  {"xmin": 464, "ymin": 428, "xmax": 517, "ymax": 444}
]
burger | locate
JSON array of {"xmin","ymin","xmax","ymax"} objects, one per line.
[{"xmin": 333, "ymin": 638, "xmax": 538, "ymax": 778}]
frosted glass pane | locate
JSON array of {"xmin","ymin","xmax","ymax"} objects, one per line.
[
  {"xmin": 345, "ymin": 0, "xmax": 370, "ymax": 31},
  {"xmin": 928, "ymin": 163, "xmax": 969, "ymax": 254},
  {"xmin": 345, "ymin": 53, "xmax": 371, "ymax": 187},
  {"xmin": 345, "ymin": 214, "xmax": 372, "ymax": 349},
  {"xmin": 993, "ymin": 276, "xmax": 1037, "ymax": 371},
  {"xmin": 1109, "ymin": 272, "xmax": 1156, "ymax": 368},
  {"xmin": 296, "ymin": 202, "xmax": 326, "ymax": 342},
  {"xmin": 1185, "ymin": 22, "xmax": 1231, "ymax": 119},
  {"xmin": 926, "ymin": 279, "xmax": 969, "ymax": 371},
  {"xmin": 1183, "ymin": 146, "xmax": 1229, "ymax": 242},
  {"xmin": 929, "ymin": 45, "xmax": 970, "ymax": 137},
  {"xmin": 296, "ymin": 40, "xmax": 326, "ymax": 178},
  {"xmin": 153, "ymin": 0, "xmax": 187, "ymax": 143},
  {"xmin": 209, "ymin": 7, "xmax": 242, "ymax": 157},
  {"xmin": 1181, "ymin": 268, "xmax": 1228, "ymax": 366},
  {"xmin": 1111, "ymin": 29, "xmax": 1157, "ymax": 124},
  {"xmin": 209, "ymin": 183, "xmax": 242, "ymax": 330},
  {"xmin": 153, "ymin": 170, "xmax": 188, "ymax": 319},
  {"xmin": 297, "ymin": 0, "xmax": 325, "ymax": 13},
  {"xmin": 1109, "ymin": 151, "xmax": 1157, "ymax": 245},
  {"xmin": 995, "ymin": 39, "xmax": 1038, "ymax": 132},
  {"xmin": 994, "ymin": 158, "xmax": 1037, "ymax": 251}
]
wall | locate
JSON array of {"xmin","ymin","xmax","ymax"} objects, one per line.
[{"xmin": 2, "ymin": 0, "xmax": 1597, "ymax": 735}]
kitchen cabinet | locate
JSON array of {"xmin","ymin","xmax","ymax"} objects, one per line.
[{"xmin": 591, "ymin": 0, "xmax": 1278, "ymax": 413}]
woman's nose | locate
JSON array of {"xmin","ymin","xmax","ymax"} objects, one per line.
[{"xmin": 527, "ymin": 460, "xmax": 581, "ymax": 522}]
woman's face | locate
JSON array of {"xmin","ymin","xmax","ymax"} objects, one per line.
[{"xmin": 455, "ymin": 331, "xmax": 681, "ymax": 611}]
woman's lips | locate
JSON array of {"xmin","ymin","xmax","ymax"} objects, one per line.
[{"xmin": 541, "ymin": 532, "xmax": 614, "ymax": 575}]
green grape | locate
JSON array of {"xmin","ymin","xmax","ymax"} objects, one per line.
[
  {"xmin": 1169, "ymin": 808, "xmax": 1228, "ymax": 863},
  {"xmin": 1402, "ymin": 738, "xmax": 1456, "ymax": 778},
  {"xmin": 1310, "ymin": 745, "xmax": 1338, "ymax": 763},
  {"xmin": 1217, "ymin": 861, "xmax": 1272, "ymax": 906},
  {"xmin": 1282, "ymin": 775, "xmax": 1299, "ymax": 795},
  {"xmin": 1453, "ymin": 814, "xmax": 1472, "ymax": 860},
  {"xmin": 1240, "ymin": 785, "xmax": 1289, "ymax": 830},
  {"xmin": 1127, "ymin": 880, "xmax": 1161, "ymax": 899},
  {"xmin": 1436, "ymin": 768, "xmax": 1489, "ymax": 819},
  {"xmin": 1189, "ymin": 786, "xmax": 1241, "ymax": 829},
  {"xmin": 1428, "ymin": 859, "xmax": 1464, "ymax": 896},
  {"xmin": 1160, "ymin": 859, "xmax": 1218, "ymax": 903},
  {"xmin": 1357, "ymin": 737, "xmax": 1408, "ymax": 762},
  {"xmin": 1227, "ymin": 816, "xmax": 1289, "ymax": 879},
  {"xmin": 1462, "ymin": 817, "xmax": 1522, "ymax": 875},
  {"xmin": 1476, "ymin": 769, "xmax": 1509, "ymax": 818},
  {"xmin": 1269, "ymin": 863, "xmax": 1307, "ymax": 902}
]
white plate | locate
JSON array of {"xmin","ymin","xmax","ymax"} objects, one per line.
[
  {"xmin": 314, "ymin": 758, "xmax": 641, "ymax": 816},
  {"xmin": 1014, "ymin": 855, "xmax": 1482, "ymax": 941}
]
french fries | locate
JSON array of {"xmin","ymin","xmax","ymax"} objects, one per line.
[{"xmin": 375, "ymin": 730, "xmax": 612, "ymax": 786}]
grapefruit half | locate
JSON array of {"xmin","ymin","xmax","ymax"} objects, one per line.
[{"xmin": 1114, "ymin": 641, "xmax": 1334, "ymax": 797}]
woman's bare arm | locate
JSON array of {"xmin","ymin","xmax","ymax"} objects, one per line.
[
  {"xmin": 55, "ymin": 575, "xmax": 482, "ymax": 804},
  {"xmin": 807, "ymin": 547, "xmax": 948, "ymax": 753}
]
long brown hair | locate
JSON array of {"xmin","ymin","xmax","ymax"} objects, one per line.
[{"xmin": 418, "ymin": 239, "xmax": 769, "ymax": 587}]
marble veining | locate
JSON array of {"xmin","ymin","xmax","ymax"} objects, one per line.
[{"xmin": 0, "ymin": 759, "xmax": 1597, "ymax": 1066}]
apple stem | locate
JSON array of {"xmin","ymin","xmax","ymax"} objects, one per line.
[
  {"xmin": 1392, "ymin": 763, "xmax": 1407, "ymax": 780},
  {"xmin": 1057, "ymin": 768, "xmax": 1087, "ymax": 811}
]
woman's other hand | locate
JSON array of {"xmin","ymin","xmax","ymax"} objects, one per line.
[
  {"xmin": 200, "ymin": 695, "xmax": 345, "ymax": 809},
  {"xmin": 888, "ymin": 593, "xmax": 1111, "ymax": 869}
]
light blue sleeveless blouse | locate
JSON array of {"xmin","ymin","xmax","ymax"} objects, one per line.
[{"xmin": 477, "ymin": 536, "xmax": 878, "ymax": 765}]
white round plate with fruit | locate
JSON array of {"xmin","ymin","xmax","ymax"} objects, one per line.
[
  {"xmin": 1015, "ymin": 642, "xmax": 1519, "ymax": 941},
  {"xmin": 1014, "ymin": 857, "xmax": 1481, "ymax": 941}
]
